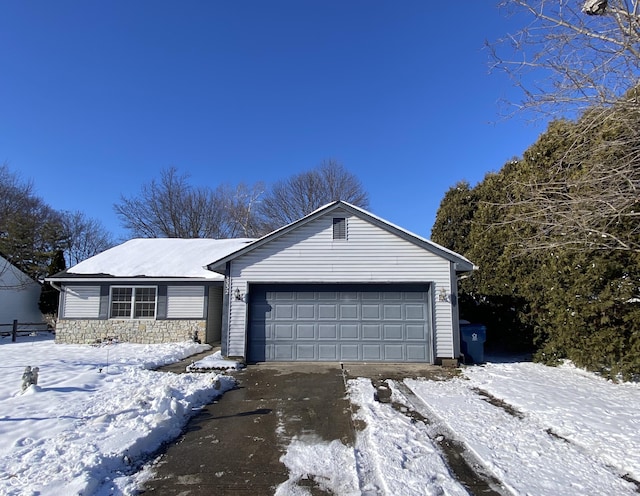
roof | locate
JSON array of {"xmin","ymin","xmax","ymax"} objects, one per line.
[
  {"xmin": 207, "ymin": 201, "xmax": 476, "ymax": 273},
  {"xmin": 49, "ymin": 238, "xmax": 255, "ymax": 281},
  {"xmin": 0, "ymin": 255, "xmax": 42, "ymax": 287}
]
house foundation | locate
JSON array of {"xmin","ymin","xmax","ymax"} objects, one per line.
[{"xmin": 54, "ymin": 319, "xmax": 206, "ymax": 344}]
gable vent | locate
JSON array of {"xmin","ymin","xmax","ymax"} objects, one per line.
[{"xmin": 333, "ymin": 217, "xmax": 347, "ymax": 240}]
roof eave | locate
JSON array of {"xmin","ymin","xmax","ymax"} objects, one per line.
[
  {"xmin": 206, "ymin": 200, "xmax": 477, "ymax": 271},
  {"xmin": 207, "ymin": 201, "xmax": 345, "ymax": 271},
  {"xmin": 454, "ymin": 262, "xmax": 478, "ymax": 273},
  {"xmin": 46, "ymin": 276, "xmax": 223, "ymax": 283}
]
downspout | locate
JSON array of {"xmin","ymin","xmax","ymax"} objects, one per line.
[
  {"xmin": 47, "ymin": 280, "xmax": 63, "ymax": 293},
  {"xmin": 220, "ymin": 262, "xmax": 232, "ymax": 357},
  {"xmin": 44, "ymin": 279, "xmax": 64, "ymax": 326}
]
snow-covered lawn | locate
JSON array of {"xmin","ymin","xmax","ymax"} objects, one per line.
[
  {"xmin": 276, "ymin": 362, "xmax": 640, "ymax": 495},
  {"xmin": 0, "ymin": 334, "xmax": 235, "ymax": 495},
  {"xmin": 3, "ymin": 334, "xmax": 639, "ymax": 496},
  {"xmin": 402, "ymin": 362, "xmax": 640, "ymax": 495}
]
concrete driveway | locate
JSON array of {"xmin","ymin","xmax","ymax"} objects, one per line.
[{"xmin": 141, "ymin": 361, "xmax": 447, "ymax": 495}]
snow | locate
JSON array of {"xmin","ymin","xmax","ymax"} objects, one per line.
[
  {"xmin": 0, "ymin": 334, "xmax": 236, "ymax": 495},
  {"xmin": 186, "ymin": 350, "xmax": 244, "ymax": 371},
  {"xmin": 346, "ymin": 378, "xmax": 468, "ymax": 496},
  {"xmin": 60, "ymin": 238, "xmax": 254, "ymax": 279},
  {"xmin": 275, "ymin": 363, "xmax": 640, "ymax": 495},
  {"xmin": 3, "ymin": 334, "xmax": 639, "ymax": 496},
  {"xmin": 403, "ymin": 362, "xmax": 640, "ymax": 495},
  {"xmin": 275, "ymin": 436, "xmax": 361, "ymax": 496}
]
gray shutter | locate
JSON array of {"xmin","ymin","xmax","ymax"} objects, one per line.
[
  {"xmin": 98, "ymin": 285, "xmax": 110, "ymax": 319},
  {"xmin": 156, "ymin": 285, "xmax": 167, "ymax": 319}
]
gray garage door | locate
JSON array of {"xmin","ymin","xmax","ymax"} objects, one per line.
[{"xmin": 247, "ymin": 284, "xmax": 432, "ymax": 362}]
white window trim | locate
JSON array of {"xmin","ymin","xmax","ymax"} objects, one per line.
[{"xmin": 109, "ymin": 286, "xmax": 158, "ymax": 320}]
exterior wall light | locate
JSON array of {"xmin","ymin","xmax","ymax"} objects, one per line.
[{"xmin": 438, "ymin": 287, "xmax": 450, "ymax": 302}]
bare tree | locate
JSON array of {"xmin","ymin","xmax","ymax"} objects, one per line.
[
  {"xmin": 114, "ymin": 167, "xmax": 230, "ymax": 238},
  {"xmin": 492, "ymin": 101, "xmax": 640, "ymax": 253},
  {"xmin": 259, "ymin": 160, "xmax": 369, "ymax": 230},
  {"xmin": 114, "ymin": 167, "xmax": 268, "ymax": 239},
  {"xmin": 61, "ymin": 211, "xmax": 116, "ymax": 266},
  {"xmin": 488, "ymin": 1, "xmax": 640, "ymax": 253},
  {"xmin": 491, "ymin": 0, "xmax": 639, "ymax": 116},
  {"xmin": 0, "ymin": 164, "xmax": 66, "ymax": 283},
  {"xmin": 218, "ymin": 182, "xmax": 267, "ymax": 238}
]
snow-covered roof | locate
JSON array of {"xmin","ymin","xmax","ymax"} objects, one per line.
[{"xmin": 59, "ymin": 238, "xmax": 255, "ymax": 280}]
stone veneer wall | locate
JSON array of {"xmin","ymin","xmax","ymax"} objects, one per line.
[{"xmin": 55, "ymin": 319, "xmax": 207, "ymax": 344}]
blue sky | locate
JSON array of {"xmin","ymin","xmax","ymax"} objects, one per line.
[{"xmin": 0, "ymin": 1, "xmax": 546, "ymax": 241}]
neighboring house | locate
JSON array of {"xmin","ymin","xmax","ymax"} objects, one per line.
[
  {"xmin": 49, "ymin": 201, "xmax": 476, "ymax": 364},
  {"xmin": 0, "ymin": 255, "xmax": 44, "ymax": 325}
]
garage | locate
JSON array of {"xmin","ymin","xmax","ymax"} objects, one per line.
[
  {"xmin": 247, "ymin": 283, "xmax": 432, "ymax": 362},
  {"xmin": 208, "ymin": 201, "xmax": 475, "ymax": 363}
]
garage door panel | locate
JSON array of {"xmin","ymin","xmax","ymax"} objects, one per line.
[
  {"xmin": 363, "ymin": 345, "xmax": 382, "ymax": 360},
  {"xmin": 275, "ymin": 304, "xmax": 294, "ymax": 319},
  {"xmin": 340, "ymin": 324, "xmax": 359, "ymax": 339},
  {"xmin": 362, "ymin": 324, "xmax": 382, "ymax": 339},
  {"xmin": 362, "ymin": 305, "xmax": 380, "ymax": 319},
  {"xmin": 384, "ymin": 345, "xmax": 404, "ymax": 360},
  {"xmin": 297, "ymin": 304, "xmax": 315, "ymax": 319},
  {"xmin": 383, "ymin": 304, "xmax": 402, "ymax": 319},
  {"xmin": 296, "ymin": 324, "xmax": 315, "ymax": 339},
  {"xmin": 274, "ymin": 324, "xmax": 294, "ymax": 339},
  {"xmin": 341, "ymin": 345, "xmax": 359, "ymax": 360},
  {"xmin": 250, "ymin": 303, "xmax": 272, "ymax": 318},
  {"xmin": 319, "ymin": 345, "xmax": 338, "ymax": 360},
  {"xmin": 384, "ymin": 324, "xmax": 403, "ymax": 340},
  {"xmin": 318, "ymin": 291, "xmax": 338, "ymax": 301},
  {"xmin": 318, "ymin": 305, "xmax": 337, "ymax": 319},
  {"xmin": 341, "ymin": 291, "xmax": 358, "ymax": 300},
  {"xmin": 250, "ymin": 322, "xmax": 267, "ymax": 339},
  {"xmin": 295, "ymin": 291, "xmax": 315, "ymax": 301},
  {"xmin": 296, "ymin": 345, "xmax": 315, "ymax": 360},
  {"xmin": 361, "ymin": 292, "xmax": 381, "ymax": 301},
  {"xmin": 248, "ymin": 284, "xmax": 432, "ymax": 363},
  {"xmin": 407, "ymin": 345, "xmax": 427, "ymax": 360},
  {"xmin": 319, "ymin": 324, "xmax": 338, "ymax": 339},
  {"xmin": 274, "ymin": 344, "xmax": 294, "ymax": 360},
  {"xmin": 274, "ymin": 292, "xmax": 295, "ymax": 300},
  {"xmin": 406, "ymin": 324, "xmax": 426, "ymax": 340},
  {"xmin": 406, "ymin": 304, "xmax": 425, "ymax": 320},
  {"xmin": 383, "ymin": 292, "xmax": 402, "ymax": 300},
  {"xmin": 340, "ymin": 304, "xmax": 358, "ymax": 319}
]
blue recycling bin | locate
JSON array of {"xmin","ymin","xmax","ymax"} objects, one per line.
[{"xmin": 460, "ymin": 324, "xmax": 486, "ymax": 364}]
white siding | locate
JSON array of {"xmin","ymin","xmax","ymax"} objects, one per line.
[
  {"xmin": 167, "ymin": 286, "xmax": 205, "ymax": 318},
  {"xmin": 226, "ymin": 209, "xmax": 456, "ymax": 359},
  {"xmin": 0, "ymin": 257, "xmax": 43, "ymax": 324},
  {"xmin": 63, "ymin": 286, "xmax": 100, "ymax": 319}
]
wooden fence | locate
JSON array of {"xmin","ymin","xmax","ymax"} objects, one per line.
[{"xmin": 0, "ymin": 320, "xmax": 53, "ymax": 342}]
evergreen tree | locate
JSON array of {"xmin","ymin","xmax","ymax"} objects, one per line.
[
  {"xmin": 433, "ymin": 97, "xmax": 640, "ymax": 378},
  {"xmin": 0, "ymin": 164, "xmax": 67, "ymax": 281},
  {"xmin": 431, "ymin": 181, "xmax": 476, "ymax": 256},
  {"xmin": 39, "ymin": 250, "xmax": 66, "ymax": 316}
]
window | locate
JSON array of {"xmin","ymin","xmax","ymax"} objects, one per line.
[
  {"xmin": 333, "ymin": 217, "xmax": 347, "ymax": 240},
  {"xmin": 110, "ymin": 287, "xmax": 157, "ymax": 319}
]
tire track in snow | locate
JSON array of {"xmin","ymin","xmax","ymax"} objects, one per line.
[
  {"xmin": 404, "ymin": 377, "xmax": 638, "ymax": 495},
  {"xmin": 473, "ymin": 386, "xmax": 640, "ymax": 492},
  {"xmin": 388, "ymin": 381, "xmax": 510, "ymax": 496},
  {"xmin": 347, "ymin": 377, "xmax": 469, "ymax": 496}
]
